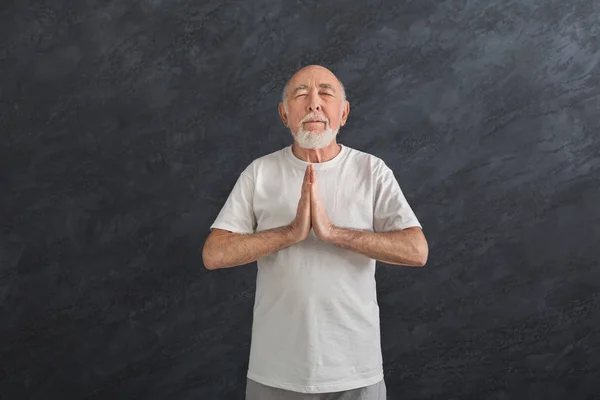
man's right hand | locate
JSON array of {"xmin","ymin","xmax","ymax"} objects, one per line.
[
  {"xmin": 204, "ymin": 165, "xmax": 313, "ymax": 269},
  {"xmin": 290, "ymin": 164, "xmax": 312, "ymax": 243}
]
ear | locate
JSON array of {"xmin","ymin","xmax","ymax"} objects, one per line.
[
  {"xmin": 278, "ymin": 102, "xmax": 288, "ymax": 127},
  {"xmin": 340, "ymin": 101, "xmax": 350, "ymax": 126}
]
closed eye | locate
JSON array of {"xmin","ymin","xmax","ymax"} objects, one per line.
[{"xmin": 295, "ymin": 93, "xmax": 333, "ymax": 98}]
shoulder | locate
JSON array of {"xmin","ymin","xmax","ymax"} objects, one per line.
[
  {"xmin": 343, "ymin": 145, "xmax": 390, "ymax": 173},
  {"xmin": 241, "ymin": 146, "xmax": 288, "ymax": 180},
  {"xmin": 253, "ymin": 146, "xmax": 287, "ymax": 164}
]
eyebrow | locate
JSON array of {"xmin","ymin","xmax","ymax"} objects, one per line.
[{"xmin": 292, "ymin": 84, "xmax": 337, "ymax": 95}]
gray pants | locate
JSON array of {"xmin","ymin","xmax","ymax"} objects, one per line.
[{"xmin": 245, "ymin": 378, "xmax": 387, "ymax": 400}]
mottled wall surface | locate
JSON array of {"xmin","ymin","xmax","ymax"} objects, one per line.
[{"xmin": 1, "ymin": 0, "xmax": 599, "ymax": 399}]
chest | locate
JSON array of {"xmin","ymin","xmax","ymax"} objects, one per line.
[{"xmin": 253, "ymin": 168, "xmax": 374, "ymax": 232}]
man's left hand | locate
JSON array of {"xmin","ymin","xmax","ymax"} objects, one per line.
[{"xmin": 309, "ymin": 164, "xmax": 335, "ymax": 241}]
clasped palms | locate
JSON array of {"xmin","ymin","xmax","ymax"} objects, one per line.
[{"xmin": 290, "ymin": 164, "xmax": 334, "ymax": 242}]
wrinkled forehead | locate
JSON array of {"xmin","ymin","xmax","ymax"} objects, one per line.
[{"xmin": 288, "ymin": 67, "xmax": 342, "ymax": 93}]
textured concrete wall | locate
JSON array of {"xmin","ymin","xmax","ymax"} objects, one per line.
[{"xmin": 1, "ymin": 0, "xmax": 599, "ymax": 398}]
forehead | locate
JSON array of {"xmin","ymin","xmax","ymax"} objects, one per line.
[{"xmin": 288, "ymin": 67, "xmax": 340, "ymax": 90}]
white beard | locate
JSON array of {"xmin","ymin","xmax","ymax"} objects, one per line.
[{"xmin": 293, "ymin": 124, "xmax": 339, "ymax": 149}]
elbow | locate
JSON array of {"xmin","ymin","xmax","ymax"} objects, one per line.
[
  {"xmin": 202, "ymin": 244, "xmax": 220, "ymax": 270},
  {"xmin": 418, "ymin": 240, "xmax": 429, "ymax": 267},
  {"xmin": 401, "ymin": 227, "xmax": 428, "ymax": 267},
  {"xmin": 203, "ymin": 254, "xmax": 216, "ymax": 270},
  {"xmin": 203, "ymin": 258, "xmax": 218, "ymax": 270},
  {"xmin": 203, "ymin": 256, "xmax": 221, "ymax": 270}
]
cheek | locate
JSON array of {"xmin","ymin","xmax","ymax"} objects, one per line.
[
  {"xmin": 326, "ymin": 112, "xmax": 340, "ymax": 126},
  {"xmin": 290, "ymin": 114, "xmax": 302, "ymax": 127},
  {"xmin": 327, "ymin": 104, "xmax": 343, "ymax": 120},
  {"xmin": 289, "ymin": 118, "xmax": 302, "ymax": 132}
]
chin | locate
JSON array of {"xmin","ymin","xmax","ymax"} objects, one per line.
[{"xmin": 293, "ymin": 127, "xmax": 339, "ymax": 149}]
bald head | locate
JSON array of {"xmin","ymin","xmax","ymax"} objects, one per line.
[{"xmin": 282, "ymin": 65, "xmax": 346, "ymax": 111}]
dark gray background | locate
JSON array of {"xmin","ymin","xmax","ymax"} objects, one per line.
[{"xmin": 1, "ymin": 0, "xmax": 599, "ymax": 399}]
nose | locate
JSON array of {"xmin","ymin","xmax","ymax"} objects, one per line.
[{"xmin": 307, "ymin": 90, "xmax": 322, "ymax": 112}]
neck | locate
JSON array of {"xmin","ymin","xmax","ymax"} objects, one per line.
[{"xmin": 291, "ymin": 141, "xmax": 342, "ymax": 163}]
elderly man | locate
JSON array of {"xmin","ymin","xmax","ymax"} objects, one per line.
[{"xmin": 202, "ymin": 65, "xmax": 428, "ymax": 400}]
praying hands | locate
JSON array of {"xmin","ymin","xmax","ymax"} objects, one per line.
[{"xmin": 289, "ymin": 164, "xmax": 335, "ymax": 242}]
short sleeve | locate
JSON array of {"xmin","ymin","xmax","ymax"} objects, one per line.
[
  {"xmin": 373, "ymin": 162, "xmax": 422, "ymax": 233},
  {"xmin": 209, "ymin": 172, "xmax": 257, "ymax": 234}
]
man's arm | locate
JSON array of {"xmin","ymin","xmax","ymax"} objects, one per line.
[
  {"xmin": 324, "ymin": 226, "xmax": 428, "ymax": 267},
  {"xmin": 202, "ymin": 226, "xmax": 298, "ymax": 270},
  {"xmin": 204, "ymin": 165, "xmax": 313, "ymax": 270}
]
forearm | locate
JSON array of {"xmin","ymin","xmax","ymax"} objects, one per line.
[
  {"xmin": 203, "ymin": 225, "xmax": 297, "ymax": 269},
  {"xmin": 326, "ymin": 226, "xmax": 428, "ymax": 266}
]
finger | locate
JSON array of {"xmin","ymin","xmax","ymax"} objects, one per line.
[
  {"xmin": 302, "ymin": 167, "xmax": 311, "ymax": 199},
  {"xmin": 301, "ymin": 181, "xmax": 309, "ymax": 200},
  {"xmin": 302, "ymin": 167, "xmax": 310, "ymax": 194}
]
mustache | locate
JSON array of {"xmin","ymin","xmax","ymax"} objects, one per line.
[{"xmin": 301, "ymin": 113, "xmax": 328, "ymax": 123}]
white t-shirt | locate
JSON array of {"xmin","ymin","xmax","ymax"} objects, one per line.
[{"xmin": 210, "ymin": 144, "xmax": 422, "ymax": 394}]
